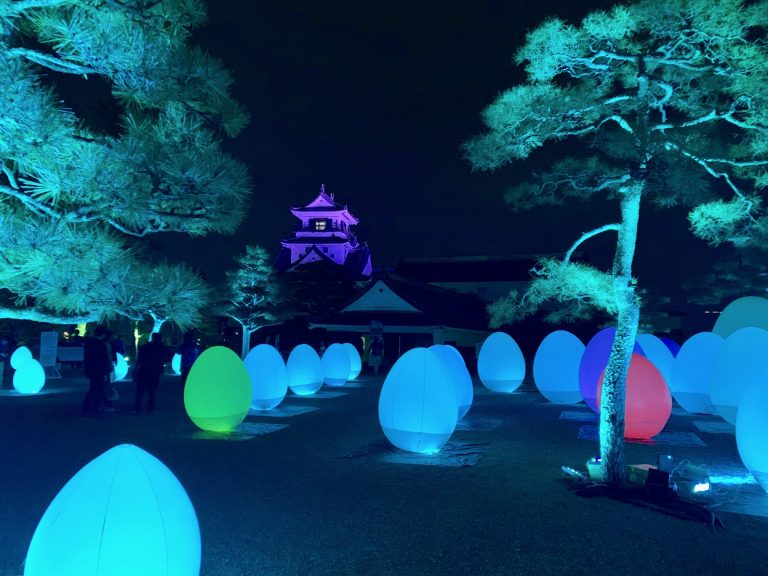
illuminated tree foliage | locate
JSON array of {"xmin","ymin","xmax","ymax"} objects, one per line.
[
  {"xmin": 0, "ymin": 0, "xmax": 251, "ymax": 327},
  {"xmin": 465, "ymin": 0, "xmax": 768, "ymax": 484}
]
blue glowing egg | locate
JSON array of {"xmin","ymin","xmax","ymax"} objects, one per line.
[
  {"xmin": 533, "ymin": 330, "xmax": 584, "ymax": 404},
  {"xmin": 24, "ymin": 444, "xmax": 200, "ymax": 576},
  {"xmin": 713, "ymin": 296, "xmax": 768, "ymax": 338},
  {"xmin": 671, "ymin": 332, "xmax": 723, "ymax": 414},
  {"xmin": 13, "ymin": 358, "xmax": 45, "ymax": 394},
  {"xmin": 171, "ymin": 353, "xmax": 182, "ymax": 375},
  {"xmin": 342, "ymin": 343, "xmax": 362, "ymax": 380},
  {"xmin": 321, "ymin": 343, "xmax": 351, "ymax": 386},
  {"xmin": 710, "ymin": 327, "xmax": 768, "ymax": 424},
  {"xmin": 736, "ymin": 378, "xmax": 768, "ymax": 494},
  {"xmin": 287, "ymin": 344, "xmax": 324, "ymax": 396},
  {"xmin": 114, "ymin": 354, "xmax": 129, "ymax": 381},
  {"xmin": 379, "ymin": 348, "xmax": 457, "ymax": 453},
  {"xmin": 636, "ymin": 334, "xmax": 674, "ymax": 391},
  {"xmin": 10, "ymin": 346, "xmax": 32, "ymax": 370},
  {"xmin": 429, "ymin": 344, "xmax": 473, "ymax": 419},
  {"xmin": 244, "ymin": 344, "xmax": 288, "ymax": 411},
  {"xmin": 477, "ymin": 332, "xmax": 525, "ymax": 393},
  {"xmin": 660, "ymin": 337, "xmax": 681, "ymax": 357}
]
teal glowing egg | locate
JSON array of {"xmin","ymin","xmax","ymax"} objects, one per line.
[
  {"xmin": 114, "ymin": 354, "xmax": 129, "ymax": 381},
  {"xmin": 244, "ymin": 344, "xmax": 287, "ymax": 410},
  {"xmin": 287, "ymin": 344, "xmax": 323, "ymax": 396},
  {"xmin": 713, "ymin": 296, "xmax": 768, "ymax": 338},
  {"xmin": 636, "ymin": 334, "xmax": 674, "ymax": 391},
  {"xmin": 736, "ymin": 378, "xmax": 768, "ymax": 494},
  {"xmin": 321, "ymin": 343, "xmax": 351, "ymax": 386},
  {"xmin": 10, "ymin": 346, "xmax": 32, "ymax": 370},
  {"xmin": 671, "ymin": 332, "xmax": 723, "ymax": 414},
  {"xmin": 24, "ymin": 444, "xmax": 200, "ymax": 576},
  {"xmin": 13, "ymin": 358, "xmax": 45, "ymax": 394},
  {"xmin": 533, "ymin": 330, "xmax": 584, "ymax": 404},
  {"xmin": 429, "ymin": 344, "xmax": 473, "ymax": 419},
  {"xmin": 710, "ymin": 327, "xmax": 768, "ymax": 424},
  {"xmin": 477, "ymin": 332, "xmax": 525, "ymax": 393},
  {"xmin": 342, "ymin": 343, "xmax": 362, "ymax": 380},
  {"xmin": 379, "ymin": 348, "xmax": 457, "ymax": 453},
  {"xmin": 183, "ymin": 346, "xmax": 251, "ymax": 432},
  {"xmin": 172, "ymin": 353, "xmax": 182, "ymax": 375}
]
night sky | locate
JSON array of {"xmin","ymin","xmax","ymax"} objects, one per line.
[{"xmin": 154, "ymin": 0, "xmax": 732, "ymax": 295}]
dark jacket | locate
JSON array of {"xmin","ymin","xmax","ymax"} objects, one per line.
[
  {"xmin": 83, "ymin": 337, "xmax": 111, "ymax": 377},
  {"xmin": 135, "ymin": 341, "xmax": 167, "ymax": 383}
]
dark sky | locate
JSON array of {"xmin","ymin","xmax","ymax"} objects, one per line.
[{"xmin": 154, "ymin": 0, "xmax": 729, "ymax": 293}]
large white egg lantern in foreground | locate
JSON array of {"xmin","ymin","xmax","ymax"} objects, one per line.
[
  {"xmin": 342, "ymin": 343, "xmax": 362, "ymax": 380},
  {"xmin": 671, "ymin": 332, "xmax": 723, "ymax": 414},
  {"xmin": 321, "ymin": 343, "xmax": 351, "ymax": 386},
  {"xmin": 736, "ymin": 379, "xmax": 768, "ymax": 494},
  {"xmin": 287, "ymin": 344, "xmax": 323, "ymax": 396},
  {"xmin": 477, "ymin": 332, "xmax": 525, "ymax": 393},
  {"xmin": 24, "ymin": 444, "xmax": 200, "ymax": 576},
  {"xmin": 429, "ymin": 344, "xmax": 473, "ymax": 419},
  {"xmin": 379, "ymin": 348, "xmax": 457, "ymax": 454},
  {"xmin": 533, "ymin": 330, "xmax": 584, "ymax": 404},
  {"xmin": 713, "ymin": 295, "xmax": 768, "ymax": 339},
  {"xmin": 244, "ymin": 344, "xmax": 288, "ymax": 410},
  {"xmin": 710, "ymin": 327, "xmax": 768, "ymax": 425},
  {"xmin": 10, "ymin": 346, "xmax": 32, "ymax": 370},
  {"xmin": 13, "ymin": 358, "xmax": 45, "ymax": 394}
]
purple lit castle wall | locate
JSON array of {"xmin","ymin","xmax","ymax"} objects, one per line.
[{"xmin": 275, "ymin": 184, "xmax": 373, "ymax": 278}]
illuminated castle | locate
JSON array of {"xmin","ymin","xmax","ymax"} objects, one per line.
[{"xmin": 275, "ymin": 184, "xmax": 372, "ymax": 278}]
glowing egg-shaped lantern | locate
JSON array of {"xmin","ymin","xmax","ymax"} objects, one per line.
[
  {"xmin": 171, "ymin": 353, "xmax": 182, "ymax": 375},
  {"xmin": 184, "ymin": 346, "xmax": 251, "ymax": 432},
  {"xmin": 379, "ymin": 348, "xmax": 457, "ymax": 453},
  {"xmin": 636, "ymin": 334, "xmax": 674, "ymax": 391},
  {"xmin": 710, "ymin": 327, "xmax": 768, "ymax": 425},
  {"xmin": 244, "ymin": 344, "xmax": 287, "ymax": 411},
  {"xmin": 579, "ymin": 328, "xmax": 644, "ymax": 413},
  {"xmin": 736, "ymin": 378, "xmax": 768, "ymax": 494},
  {"xmin": 713, "ymin": 295, "xmax": 768, "ymax": 339},
  {"xmin": 477, "ymin": 332, "xmax": 525, "ymax": 393},
  {"xmin": 287, "ymin": 344, "xmax": 324, "ymax": 396},
  {"xmin": 114, "ymin": 353, "xmax": 129, "ymax": 381},
  {"xmin": 429, "ymin": 344, "xmax": 473, "ymax": 419},
  {"xmin": 342, "ymin": 343, "xmax": 362, "ymax": 380},
  {"xmin": 661, "ymin": 337, "xmax": 681, "ymax": 357},
  {"xmin": 321, "ymin": 343, "xmax": 351, "ymax": 386},
  {"xmin": 10, "ymin": 346, "xmax": 32, "ymax": 370},
  {"xmin": 533, "ymin": 330, "xmax": 585, "ymax": 404},
  {"xmin": 24, "ymin": 444, "xmax": 200, "ymax": 576},
  {"xmin": 671, "ymin": 332, "xmax": 724, "ymax": 414},
  {"xmin": 13, "ymin": 358, "xmax": 45, "ymax": 394},
  {"xmin": 597, "ymin": 353, "xmax": 672, "ymax": 439}
]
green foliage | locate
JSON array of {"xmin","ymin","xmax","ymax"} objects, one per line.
[{"xmin": 688, "ymin": 197, "xmax": 757, "ymax": 246}]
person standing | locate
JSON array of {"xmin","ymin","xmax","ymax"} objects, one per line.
[
  {"xmin": 80, "ymin": 326, "xmax": 112, "ymax": 415},
  {"xmin": 176, "ymin": 331, "xmax": 201, "ymax": 389},
  {"xmin": 133, "ymin": 333, "xmax": 167, "ymax": 414}
]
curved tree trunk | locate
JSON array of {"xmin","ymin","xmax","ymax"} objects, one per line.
[{"xmin": 599, "ymin": 183, "xmax": 643, "ymax": 485}]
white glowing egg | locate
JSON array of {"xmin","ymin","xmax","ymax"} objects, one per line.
[
  {"xmin": 287, "ymin": 344, "xmax": 324, "ymax": 396},
  {"xmin": 736, "ymin": 377, "xmax": 768, "ymax": 494},
  {"xmin": 636, "ymin": 334, "xmax": 674, "ymax": 391},
  {"xmin": 710, "ymin": 327, "xmax": 768, "ymax": 424},
  {"xmin": 533, "ymin": 330, "xmax": 584, "ymax": 404},
  {"xmin": 244, "ymin": 344, "xmax": 288, "ymax": 411},
  {"xmin": 10, "ymin": 346, "xmax": 32, "ymax": 370},
  {"xmin": 171, "ymin": 353, "xmax": 182, "ymax": 376},
  {"xmin": 713, "ymin": 296, "xmax": 768, "ymax": 339},
  {"xmin": 342, "ymin": 343, "xmax": 362, "ymax": 380},
  {"xmin": 429, "ymin": 344, "xmax": 473, "ymax": 419},
  {"xmin": 477, "ymin": 332, "xmax": 525, "ymax": 393},
  {"xmin": 379, "ymin": 348, "xmax": 457, "ymax": 453},
  {"xmin": 24, "ymin": 444, "xmax": 200, "ymax": 576},
  {"xmin": 321, "ymin": 343, "xmax": 351, "ymax": 387},
  {"xmin": 13, "ymin": 358, "xmax": 45, "ymax": 394},
  {"xmin": 671, "ymin": 332, "xmax": 723, "ymax": 414}
]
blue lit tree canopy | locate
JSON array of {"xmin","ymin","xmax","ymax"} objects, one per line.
[
  {"xmin": 465, "ymin": 0, "xmax": 768, "ymax": 484},
  {"xmin": 0, "ymin": 0, "xmax": 250, "ymax": 326}
]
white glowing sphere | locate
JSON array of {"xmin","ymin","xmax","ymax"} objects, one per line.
[
  {"xmin": 114, "ymin": 354, "xmax": 129, "ymax": 381},
  {"xmin": 321, "ymin": 343, "xmax": 351, "ymax": 386},
  {"xmin": 244, "ymin": 344, "xmax": 288, "ymax": 411},
  {"xmin": 24, "ymin": 444, "xmax": 200, "ymax": 576},
  {"xmin": 342, "ymin": 343, "xmax": 362, "ymax": 380},
  {"xmin": 636, "ymin": 334, "xmax": 674, "ymax": 391},
  {"xmin": 533, "ymin": 330, "xmax": 585, "ymax": 404},
  {"xmin": 736, "ymin": 377, "xmax": 768, "ymax": 494},
  {"xmin": 10, "ymin": 346, "xmax": 33, "ymax": 370},
  {"xmin": 171, "ymin": 353, "xmax": 182, "ymax": 375},
  {"xmin": 379, "ymin": 348, "xmax": 457, "ymax": 453},
  {"xmin": 713, "ymin": 296, "xmax": 768, "ymax": 339},
  {"xmin": 13, "ymin": 358, "xmax": 45, "ymax": 394},
  {"xmin": 429, "ymin": 344, "xmax": 473, "ymax": 419},
  {"xmin": 477, "ymin": 332, "xmax": 525, "ymax": 393},
  {"xmin": 287, "ymin": 344, "xmax": 324, "ymax": 396},
  {"xmin": 671, "ymin": 332, "xmax": 723, "ymax": 414},
  {"xmin": 710, "ymin": 327, "xmax": 768, "ymax": 424}
]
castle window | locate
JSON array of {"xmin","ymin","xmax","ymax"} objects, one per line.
[{"xmin": 313, "ymin": 219, "xmax": 327, "ymax": 231}]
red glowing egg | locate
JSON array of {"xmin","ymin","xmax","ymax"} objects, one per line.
[{"xmin": 597, "ymin": 353, "xmax": 672, "ymax": 439}]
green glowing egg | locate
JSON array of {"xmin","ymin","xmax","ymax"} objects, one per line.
[{"xmin": 183, "ymin": 346, "xmax": 251, "ymax": 433}]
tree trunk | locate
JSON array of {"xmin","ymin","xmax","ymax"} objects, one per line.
[
  {"xmin": 151, "ymin": 317, "xmax": 165, "ymax": 334},
  {"xmin": 599, "ymin": 183, "xmax": 642, "ymax": 485},
  {"xmin": 241, "ymin": 326, "xmax": 252, "ymax": 359}
]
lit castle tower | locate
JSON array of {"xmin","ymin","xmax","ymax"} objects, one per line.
[{"xmin": 275, "ymin": 184, "xmax": 372, "ymax": 278}]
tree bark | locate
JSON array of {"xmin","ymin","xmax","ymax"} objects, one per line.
[{"xmin": 241, "ymin": 325, "xmax": 252, "ymax": 359}]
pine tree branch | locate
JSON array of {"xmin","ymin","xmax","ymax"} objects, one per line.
[
  {"xmin": 9, "ymin": 48, "xmax": 98, "ymax": 76},
  {"xmin": 564, "ymin": 224, "xmax": 621, "ymax": 264},
  {"xmin": 0, "ymin": 184, "xmax": 62, "ymax": 219},
  {"xmin": 0, "ymin": 305, "xmax": 96, "ymax": 324},
  {"xmin": 2, "ymin": 0, "xmax": 72, "ymax": 14}
]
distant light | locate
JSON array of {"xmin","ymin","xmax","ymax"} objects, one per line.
[
  {"xmin": 709, "ymin": 474, "xmax": 758, "ymax": 486},
  {"xmin": 693, "ymin": 482, "xmax": 711, "ymax": 493}
]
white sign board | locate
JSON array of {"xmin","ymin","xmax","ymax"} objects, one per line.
[{"xmin": 39, "ymin": 332, "xmax": 59, "ymax": 367}]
